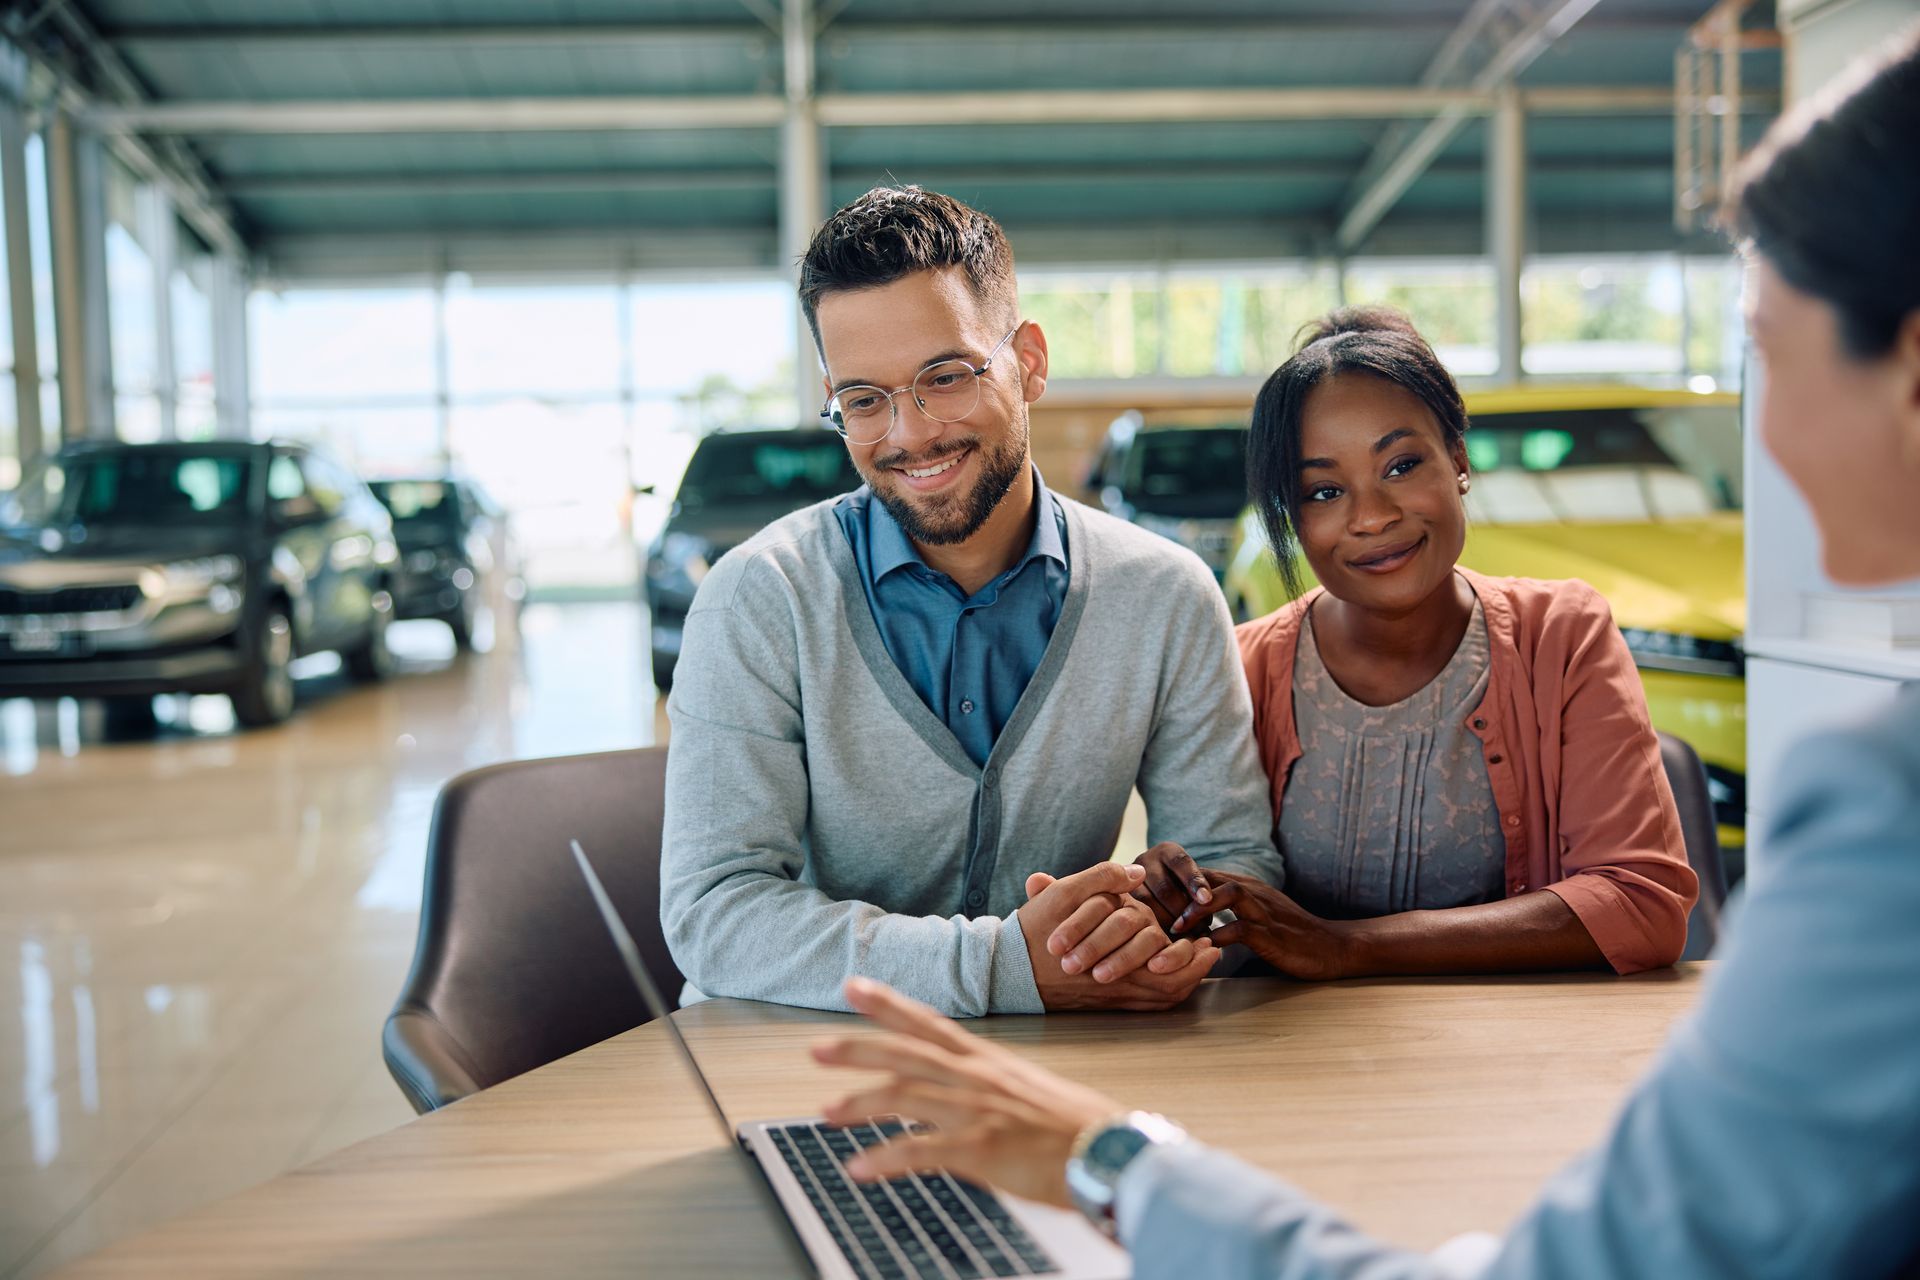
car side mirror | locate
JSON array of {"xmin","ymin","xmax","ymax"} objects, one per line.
[{"xmin": 635, "ymin": 483, "xmax": 656, "ymax": 496}]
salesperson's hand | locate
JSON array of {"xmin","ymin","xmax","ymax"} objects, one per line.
[
  {"xmin": 1201, "ymin": 871, "xmax": 1357, "ymax": 981},
  {"xmin": 813, "ymin": 977, "xmax": 1121, "ymax": 1208}
]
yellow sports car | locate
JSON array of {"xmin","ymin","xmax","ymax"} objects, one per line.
[{"xmin": 1223, "ymin": 385, "xmax": 1746, "ymax": 853}]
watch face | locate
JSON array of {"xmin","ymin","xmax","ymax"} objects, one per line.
[{"xmin": 1085, "ymin": 1124, "xmax": 1153, "ymax": 1176}]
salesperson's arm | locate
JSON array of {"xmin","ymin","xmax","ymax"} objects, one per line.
[{"xmin": 812, "ymin": 697, "xmax": 1920, "ymax": 1279}]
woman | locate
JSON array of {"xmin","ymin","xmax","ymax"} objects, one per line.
[
  {"xmin": 813, "ymin": 27, "xmax": 1920, "ymax": 1279},
  {"xmin": 1116, "ymin": 306, "xmax": 1697, "ymax": 981}
]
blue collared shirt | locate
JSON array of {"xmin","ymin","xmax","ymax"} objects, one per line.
[{"xmin": 833, "ymin": 471, "xmax": 1070, "ymax": 767}]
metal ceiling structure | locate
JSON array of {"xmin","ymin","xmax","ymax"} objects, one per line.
[{"xmin": 3, "ymin": 0, "xmax": 1779, "ymax": 279}]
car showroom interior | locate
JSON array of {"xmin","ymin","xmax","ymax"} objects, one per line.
[{"xmin": 3, "ymin": 1, "xmax": 1919, "ymax": 1277}]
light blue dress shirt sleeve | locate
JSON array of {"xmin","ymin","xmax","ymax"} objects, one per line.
[{"xmin": 1118, "ymin": 688, "xmax": 1920, "ymax": 1280}]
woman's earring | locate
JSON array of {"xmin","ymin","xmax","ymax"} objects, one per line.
[{"xmin": 1458, "ymin": 475, "xmax": 1472, "ymax": 494}]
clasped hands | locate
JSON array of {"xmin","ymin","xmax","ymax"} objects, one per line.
[{"xmin": 1022, "ymin": 843, "xmax": 1359, "ymax": 1010}]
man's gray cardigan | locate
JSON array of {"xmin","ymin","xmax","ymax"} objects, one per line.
[{"xmin": 659, "ymin": 493, "xmax": 1282, "ymax": 1016}]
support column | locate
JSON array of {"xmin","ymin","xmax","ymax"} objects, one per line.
[
  {"xmin": 1487, "ymin": 85, "xmax": 1527, "ymax": 385},
  {"xmin": 1, "ymin": 96, "xmax": 43, "ymax": 468},
  {"xmin": 47, "ymin": 111, "xmax": 114, "ymax": 440},
  {"xmin": 779, "ymin": 0, "xmax": 825, "ymax": 423},
  {"xmin": 210, "ymin": 252, "xmax": 251, "ymax": 438}
]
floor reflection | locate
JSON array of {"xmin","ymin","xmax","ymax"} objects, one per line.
[{"xmin": 0, "ymin": 601, "xmax": 664, "ymax": 1278}]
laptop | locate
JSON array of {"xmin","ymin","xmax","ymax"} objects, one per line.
[{"xmin": 571, "ymin": 840, "xmax": 1130, "ymax": 1280}]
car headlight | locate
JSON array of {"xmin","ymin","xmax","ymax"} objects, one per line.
[
  {"xmin": 406, "ymin": 550, "xmax": 439, "ymax": 574},
  {"xmin": 1618, "ymin": 628, "xmax": 1744, "ymax": 677},
  {"xmin": 650, "ymin": 533, "xmax": 712, "ymax": 588},
  {"xmin": 158, "ymin": 555, "xmax": 243, "ymax": 592}
]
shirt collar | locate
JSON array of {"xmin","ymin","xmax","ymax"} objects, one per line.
[{"xmin": 866, "ymin": 464, "xmax": 1065, "ymax": 585}]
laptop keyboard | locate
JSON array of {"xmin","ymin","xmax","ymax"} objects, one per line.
[{"xmin": 768, "ymin": 1119, "xmax": 1062, "ymax": 1279}]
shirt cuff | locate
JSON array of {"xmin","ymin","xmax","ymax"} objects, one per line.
[
  {"xmin": 1112, "ymin": 1139, "xmax": 1179, "ymax": 1248},
  {"xmin": 1113, "ymin": 1141, "xmax": 1497, "ymax": 1279},
  {"xmin": 989, "ymin": 910, "xmax": 1045, "ymax": 1014}
]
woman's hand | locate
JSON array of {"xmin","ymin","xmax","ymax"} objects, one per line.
[
  {"xmin": 1203, "ymin": 872, "xmax": 1358, "ymax": 981},
  {"xmin": 1128, "ymin": 842, "xmax": 1215, "ymax": 936},
  {"xmin": 812, "ymin": 977, "xmax": 1122, "ymax": 1208}
]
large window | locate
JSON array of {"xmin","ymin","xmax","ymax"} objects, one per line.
[
  {"xmin": 247, "ymin": 275, "xmax": 799, "ymax": 594},
  {"xmin": 1520, "ymin": 255, "xmax": 1742, "ymax": 388},
  {"xmin": 171, "ymin": 246, "xmax": 217, "ymax": 440},
  {"xmin": 105, "ymin": 161, "xmax": 163, "ymax": 443},
  {"xmin": 1022, "ymin": 266, "xmax": 1343, "ymax": 380}
]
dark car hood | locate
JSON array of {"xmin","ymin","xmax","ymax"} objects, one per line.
[
  {"xmin": 1125, "ymin": 492, "xmax": 1247, "ymax": 521},
  {"xmin": 392, "ymin": 523, "xmax": 463, "ymax": 554},
  {"xmin": 0, "ymin": 523, "xmax": 243, "ymax": 568},
  {"xmin": 662, "ymin": 499, "xmax": 835, "ymax": 553}
]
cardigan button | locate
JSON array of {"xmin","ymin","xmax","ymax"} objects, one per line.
[
  {"xmin": 1505, "ymin": 814, "xmax": 1521, "ymax": 828},
  {"xmin": 1471, "ymin": 718, "xmax": 1487, "ymax": 731}
]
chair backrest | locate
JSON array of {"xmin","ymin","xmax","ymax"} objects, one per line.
[
  {"xmin": 1656, "ymin": 731, "xmax": 1730, "ymax": 962},
  {"xmin": 382, "ymin": 745, "xmax": 680, "ymax": 1113}
]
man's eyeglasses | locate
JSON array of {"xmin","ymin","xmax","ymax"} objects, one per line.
[{"xmin": 820, "ymin": 325, "xmax": 1021, "ymax": 445}]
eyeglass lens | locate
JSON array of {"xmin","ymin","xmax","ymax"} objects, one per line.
[{"xmin": 829, "ymin": 360, "xmax": 982, "ymax": 443}]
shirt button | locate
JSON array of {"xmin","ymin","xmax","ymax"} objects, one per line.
[
  {"xmin": 960, "ymin": 699, "xmax": 975, "ymax": 714},
  {"xmin": 966, "ymin": 889, "xmax": 986, "ymax": 908}
]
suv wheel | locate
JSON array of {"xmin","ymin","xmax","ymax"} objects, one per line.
[
  {"xmin": 232, "ymin": 609, "xmax": 296, "ymax": 727},
  {"xmin": 444, "ymin": 593, "xmax": 476, "ymax": 652},
  {"xmin": 345, "ymin": 590, "xmax": 395, "ymax": 682},
  {"xmin": 101, "ymin": 695, "xmax": 159, "ymax": 739}
]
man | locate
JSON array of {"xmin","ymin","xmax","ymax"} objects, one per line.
[{"xmin": 659, "ymin": 185, "xmax": 1281, "ymax": 1016}]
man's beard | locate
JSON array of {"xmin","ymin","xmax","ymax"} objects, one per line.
[{"xmin": 869, "ymin": 417, "xmax": 1029, "ymax": 547}]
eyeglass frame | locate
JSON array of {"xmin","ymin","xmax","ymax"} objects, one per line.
[{"xmin": 818, "ymin": 324, "xmax": 1023, "ymax": 444}]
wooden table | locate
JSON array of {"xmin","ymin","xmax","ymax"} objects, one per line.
[{"xmin": 54, "ymin": 968, "xmax": 1705, "ymax": 1277}]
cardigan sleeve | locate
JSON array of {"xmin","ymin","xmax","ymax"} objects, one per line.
[{"xmin": 1535, "ymin": 583, "xmax": 1698, "ymax": 973}]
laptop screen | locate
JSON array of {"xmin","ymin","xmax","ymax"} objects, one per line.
[{"xmin": 571, "ymin": 839, "xmax": 738, "ymax": 1146}]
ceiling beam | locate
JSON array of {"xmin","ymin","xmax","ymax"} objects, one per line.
[
  {"xmin": 83, "ymin": 85, "xmax": 1703, "ymax": 136},
  {"xmin": 96, "ymin": 15, "xmax": 1697, "ymax": 48},
  {"xmin": 1333, "ymin": 0, "xmax": 1605, "ymax": 252},
  {"xmin": 221, "ymin": 158, "xmax": 1671, "ymax": 201},
  {"xmin": 107, "ymin": 23, "xmax": 776, "ymax": 52}
]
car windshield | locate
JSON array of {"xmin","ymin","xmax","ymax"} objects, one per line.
[
  {"xmin": 676, "ymin": 435, "xmax": 858, "ymax": 510},
  {"xmin": 370, "ymin": 480, "xmax": 462, "ymax": 526},
  {"xmin": 1462, "ymin": 405, "xmax": 1741, "ymax": 523},
  {"xmin": 1123, "ymin": 428, "xmax": 1248, "ymax": 515},
  {"xmin": 0, "ymin": 451, "xmax": 253, "ymax": 528}
]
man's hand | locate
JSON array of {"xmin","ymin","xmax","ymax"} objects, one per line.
[
  {"xmin": 1203, "ymin": 871, "xmax": 1356, "ymax": 981},
  {"xmin": 1017, "ymin": 863, "xmax": 1218, "ymax": 1010},
  {"xmin": 814, "ymin": 977, "xmax": 1120, "ymax": 1207},
  {"xmin": 1127, "ymin": 841, "xmax": 1216, "ymax": 935}
]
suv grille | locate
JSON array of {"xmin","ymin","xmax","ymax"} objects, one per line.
[{"xmin": 0, "ymin": 584, "xmax": 144, "ymax": 616}]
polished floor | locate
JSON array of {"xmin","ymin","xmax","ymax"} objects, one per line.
[
  {"xmin": 0, "ymin": 603, "xmax": 667, "ymax": 1278},
  {"xmin": 0, "ymin": 601, "xmax": 1151, "ymax": 1277}
]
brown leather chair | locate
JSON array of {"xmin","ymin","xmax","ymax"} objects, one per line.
[
  {"xmin": 383, "ymin": 745, "xmax": 681, "ymax": 1113},
  {"xmin": 1657, "ymin": 731, "xmax": 1731, "ymax": 962}
]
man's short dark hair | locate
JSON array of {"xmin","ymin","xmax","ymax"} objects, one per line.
[{"xmin": 798, "ymin": 185, "xmax": 1017, "ymax": 354}]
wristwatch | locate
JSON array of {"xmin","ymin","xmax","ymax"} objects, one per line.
[{"xmin": 1064, "ymin": 1110, "xmax": 1187, "ymax": 1235}]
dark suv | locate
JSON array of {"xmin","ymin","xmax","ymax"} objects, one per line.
[
  {"xmin": 368, "ymin": 477, "xmax": 522, "ymax": 651},
  {"xmin": 0, "ymin": 440, "xmax": 399, "ymax": 728},
  {"xmin": 1086, "ymin": 414, "xmax": 1249, "ymax": 580},
  {"xmin": 642, "ymin": 428, "xmax": 859, "ymax": 690}
]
